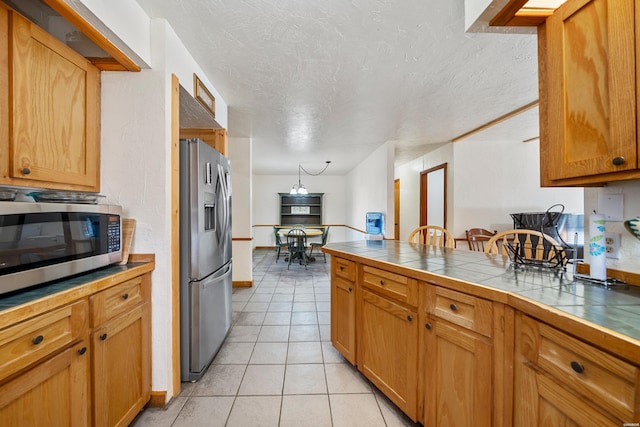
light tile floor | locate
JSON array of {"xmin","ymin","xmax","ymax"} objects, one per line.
[{"xmin": 131, "ymin": 249, "xmax": 420, "ymax": 427}]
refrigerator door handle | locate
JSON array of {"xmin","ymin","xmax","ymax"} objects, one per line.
[
  {"xmin": 205, "ymin": 162, "xmax": 212, "ymax": 185},
  {"xmin": 202, "ymin": 262, "xmax": 232, "ymax": 288}
]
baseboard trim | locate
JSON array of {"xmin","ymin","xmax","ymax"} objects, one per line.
[
  {"xmin": 146, "ymin": 391, "xmax": 167, "ymax": 408},
  {"xmin": 233, "ymin": 280, "xmax": 253, "ymax": 288}
]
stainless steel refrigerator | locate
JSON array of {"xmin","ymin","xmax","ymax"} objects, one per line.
[{"xmin": 179, "ymin": 138, "xmax": 232, "ymax": 382}]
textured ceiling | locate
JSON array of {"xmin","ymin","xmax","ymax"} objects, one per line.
[{"xmin": 135, "ymin": 0, "xmax": 540, "ymax": 175}]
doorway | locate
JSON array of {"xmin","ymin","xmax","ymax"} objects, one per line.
[
  {"xmin": 420, "ymin": 163, "xmax": 447, "ymax": 229},
  {"xmin": 394, "ymin": 179, "xmax": 400, "ymax": 240}
]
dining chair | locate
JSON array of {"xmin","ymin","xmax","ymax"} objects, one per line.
[
  {"xmin": 408, "ymin": 225, "xmax": 455, "ymax": 248},
  {"xmin": 465, "ymin": 228, "xmax": 497, "ymax": 252},
  {"xmin": 286, "ymin": 228, "xmax": 308, "ymax": 269},
  {"xmin": 308, "ymin": 226, "xmax": 330, "ymax": 263},
  {"xmin": 273, "ymin": 226, "xmax": 288, "ymax": 262},
  {"xmin": 484, "ymin": 229, "xmax": 568, "ymax": 267}
]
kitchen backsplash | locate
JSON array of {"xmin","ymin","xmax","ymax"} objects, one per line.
[{"xmin": 585, "ymin": 180, "xmax": 640, "ymax": 275}]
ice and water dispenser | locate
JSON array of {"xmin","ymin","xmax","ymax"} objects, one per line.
[{"xmin": 366, "ymin": 212, "xmax": 384, "ymax": 240}]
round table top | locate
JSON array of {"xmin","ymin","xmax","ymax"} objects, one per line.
[{"xmin": 278, "ymin": 228, "xmax": 323, "ymax": 236}]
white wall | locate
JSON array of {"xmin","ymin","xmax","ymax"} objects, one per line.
[
  {"xmin": 100, "ymin": 16, "xmax": 228, "ymax": 401},
  {"xmin": 395, "ymin": 144, "xmax": 454, "ymax": 242},
  {"xmin": 394, "ymin": 138, "xmax": 584, "ymax": 244},
  {"xmin": 452, "ymin": 138, "xmax": 583, "ymax": 237},
  {"xmin": 228, "ymin": 137, "xmax": 253, "ymax": 283},
  {"xmin": 345, "ymin": 142, "xmax": 395, "ymax": 239}
]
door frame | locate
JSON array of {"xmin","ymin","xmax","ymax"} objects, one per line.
[{"xmin": 419, "ymin": 163, "xmax": 447, "ymax": 229}]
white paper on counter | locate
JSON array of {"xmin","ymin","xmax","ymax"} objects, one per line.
[{"xmin": 589, "ymin": 213, "xmax": 607, "ymax": 281}]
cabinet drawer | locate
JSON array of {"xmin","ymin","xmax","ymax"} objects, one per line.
[
  {"xmin": 334, "ymin": 258, "xmax": 356, "ymax": 282},
  {"xmin": 427, "ymin": 286, "xmax": 492, "ymax": 337},
  {"xmin": 518, "ymin": 314, "xmax": 639, "ymax": 422},
  {"xmin": 90, "ymin": 277, "xmax": 146, "ymax": 327},
  {"xmin": 362, "ymin": 265, "xmax": 418, "ymax": 307},
  {"xmin": 0, "ymin": 300, "xmax": 88, "ymax": 382}
]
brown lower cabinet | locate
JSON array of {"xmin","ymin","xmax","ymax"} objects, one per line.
[
  {"xmin": 0, "ymin": 341, "xmax": 90, "ymax": 425},
  {"xmin": 0, "ymin": 269, "xmax": 152, "ymax": 427},
  {"xmin": 91, "ymin": 275, "xmax": 151, "ymax": 427},
  {"xmin": 423, "ymin": 316, "xmax": 493, "ymax": 427},
  {"xmin": 514, "ymin": 312, "xmax": 640, "ymax": 426},
  {"xmin": 329, "ymin": 256, "xmax": 509, "ymax": 426},
  {"xmin": 359, "ymin": 288, "xmax": 419, "ymax": 420}
]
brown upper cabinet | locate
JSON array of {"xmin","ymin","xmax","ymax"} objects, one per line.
[
  {"xmin": 538, "ymin": 0, "xmax": 640, "ymax": 186},
  {"xmin": 0, "ymin": 4, "xmax": 101, "ymax": 192}
]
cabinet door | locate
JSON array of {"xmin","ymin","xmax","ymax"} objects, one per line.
[
  {"xmin": 514, "ymin": 362, "xmax": 619, "ymax": 426},
  {"xmin": 423, "ymin": 318, "xmax": 492, "ymax": 427},
  {"xmin": 331, "ymin": 276, "xmax": 356, "ymax": 364},
  {"xmin": 543, "ymin": 0, "xmax": 636, "ymax": 182},
  {"xmin": 92, "ymin": 303, "xmax": 151, "ymax": 427},
  {"xmin": 359, "ymin": 289, "xmax": 418, "ymax": 421},
  {"xmin": 8, "ymin": 10, "xmax": 100, "ymax": 191},
  {"xmin": 0, "ymin": 341, "xmax": 90, "ymax": 427}
]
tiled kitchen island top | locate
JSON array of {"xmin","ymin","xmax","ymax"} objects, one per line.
[{"xmin": 323, "ymin": 240, "xmax": 640, "ymax": 345}]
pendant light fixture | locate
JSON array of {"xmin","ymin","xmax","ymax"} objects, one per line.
[{"xmin": 290, "ymin": 161, "xmax": 331, "ymax": 195}]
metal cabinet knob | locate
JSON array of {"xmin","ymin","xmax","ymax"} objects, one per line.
[
  {"xmin": 612, "ymin": 156, "xmax": 625, "ymax": 166},
  {"xmin": 78, "ymin": 347, "xmax": 87, "ymax": 355},
  {"xmin": 122, "ymin": 293, "xmax": 129, "ymax": 300},
  {"xmin": 425, "ymin": 323, "xmax": 432, "ymax": 330},
  {"xmin": 21, "ymin": 167, "xmax": 31, "ymax": 175},
  {"xmin": 407, "ymin": 315, "xmax": 413, "ymax": 321},
  {"xmin": 32, "ymin": 335, "xmax": 44, "ymax": 345},
  {"xmin": 100, "ymin": 333, "xmax": 108, "ymax": 341},
  {"xmin": 379, "ymin": 280, "xmax": 385, "ymax": 285},
  {"xmin": 570, "ymin": 361, "xmax": 585, "ymax": 374},
  {"xmin": 348, "ymin": 287, "xmax": 353, "ymax": 292},
  {"xmin": 449, "ymin": 303, "xmax": 458, "ymax": 311}
]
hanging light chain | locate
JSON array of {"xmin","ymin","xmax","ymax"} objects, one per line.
[{"xmin": 299, "ymin": 161, "xmax": 331, "ymax": 176}]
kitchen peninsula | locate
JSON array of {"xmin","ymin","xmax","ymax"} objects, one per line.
[{"xmin": 323, "ymin": 240, "xmax": 640, "ymax": 426}]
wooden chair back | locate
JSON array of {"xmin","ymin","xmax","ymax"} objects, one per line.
[
  {"xmin": 484, "ymin": 229, "xmax": 565, "ymax": 264},
  {"xmin": 408, "ymin": 225, "xmax": 455, "ymax": 248},
  {"xmin": 465, "ymin": 228, "xmax": 497, "ymax": 252}
]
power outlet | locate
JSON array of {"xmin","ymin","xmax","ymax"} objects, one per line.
[{"xmin": 605, "ymin": 232, "xmax": 621, "ymax": 259}]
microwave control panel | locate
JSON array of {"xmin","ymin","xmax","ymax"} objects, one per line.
[{"xmin": 107, "ymin": 216, "xmax": 121, "ymax": 253}]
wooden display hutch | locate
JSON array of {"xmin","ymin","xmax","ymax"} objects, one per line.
[{"xmin": 279, "ymin": 193, "xmax": 323, "ymax": 226}]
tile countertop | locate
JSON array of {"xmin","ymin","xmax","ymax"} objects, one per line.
[
  {"xmin": 323, "ymin": 240, "xmax": 640, "ymax": 355},
  {"xmin": 0, "ymin": 260, "xmax": 155, "ymax": 328}
]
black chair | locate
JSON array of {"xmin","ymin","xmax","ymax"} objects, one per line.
[
  {"xmin": 309, "ymin": 226, "xmax": 329, "ymax": 263},
  {"xmin": 287, "ymin": 229, "xmax": 308, "ymax": 269},
  {"xmin": 273, "ymin": 226, "xmax": 288, "ymax": 262}
]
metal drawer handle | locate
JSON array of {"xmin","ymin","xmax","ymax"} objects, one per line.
[
  {"xmin": 612, "ymin": 156, "xmax": 625, "ymax": 166},
  {"xmin": 78, "ymin": 347, "xmax": 87, "ymax": 355},
  {"xmin": 32, "ymin": 335, "xmax": 44, "ymax": 345},
  {"xmin": 449, "ymin": 303, "xmax": 458, "ymax": 311},
  {"xmin": 339, "ymin": 266, "xmax": 344, "ymax": 271},
  {"xmin": 21, "ymin": 167, "xmax": 31, "ymax": 175},
  {"xmin": 570, "ymin": 361, "xmax": 585, "ymax": 374},
  {"xmin": 407, "ymin": 315, "xmax": 413, "ymax": 321},
  {"xmin": 379, "ymin": 280, "xmax": 385, "ymax": 285},
  {"xmin": 122, "ymin": 293, "xmax": 129, "ymax": 300},
  {"xmin": 100, "ymin": 333, "xmax": 108, "ymax": 341},
  {"xmin": 348, "ymin": 287, "xmax": 353, "ymax": 292},
  {"xmin": 425, "ymin": 323, "xmax": 432, "ymax": 330}
]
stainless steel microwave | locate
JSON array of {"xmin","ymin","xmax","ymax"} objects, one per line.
[{"xmin": 0, "ymin": 202, "xmax": 122, "ymax": 295}]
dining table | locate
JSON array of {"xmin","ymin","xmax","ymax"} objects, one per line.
[{"xmin": 277, "ymin": 227, "xmax": 324, "ymax": 263}]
